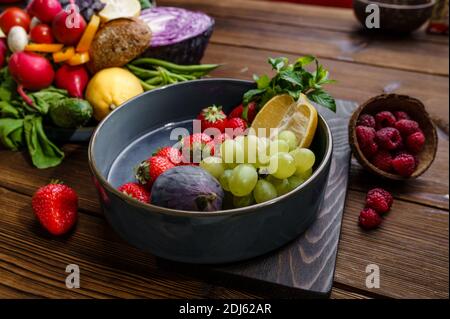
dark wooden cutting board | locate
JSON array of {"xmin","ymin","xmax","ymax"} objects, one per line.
[{"xmin": 161, "ymin": 99, "xmax": 357, "ymax": 298}]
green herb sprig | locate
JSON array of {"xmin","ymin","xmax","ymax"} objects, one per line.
[{"xmin": 243, "ymin": 56, "xmax": 336, "ymax": 114}]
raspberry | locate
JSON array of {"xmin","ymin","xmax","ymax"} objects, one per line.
[
  {"xmin": 357, "ymin": 114, "xmax": 376, "ymax": 128},
  {"xmin": 376, "ymin": 127, "xmax": 403, "ymax": 150},
  {"xmin": 356, "ymin": 126, "xmax": 378, "ymax": 158},
  {"xmin": 395, "ymin": 119, "xmax": 420, "ymax": 137},
  {"xmin": 394, "ymin": 111, "xmax": 410, "ymax": 121},
  {"xmin": 392, "ymin": 152, "xmax": 416, "ymax": 177},
  {"xmin": 371, "ymin": 150, "xmax": 393, "ymax": 172},
  {"xmin": 375, "ymin": 111, "xmax": 396, "ymax": 129},
  {"xmin": 406, "ymin": 131, "xmax": 426, "ymax": 154},
  {"xmin": 366, "ymin": 188, "xmax": 393, "ymax": 213},
  {"xmin": 359, "ymin": 208, "xmax": 382, "ymax": 230}
]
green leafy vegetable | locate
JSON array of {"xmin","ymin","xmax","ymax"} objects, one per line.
[
  {"xmin": 244, "ymin": 56, "xmax": 336, "ymax": 112},
  {"xmin": 0, "ymin": 67, "xmax": 67, "ymax": 169},
  {"xmin": 24, "ymin": 115, "xmax": 64, "ymax": 169},
  {"xmin": 139, "ymin": 0, "xmax": 155, "ymax": 10}
]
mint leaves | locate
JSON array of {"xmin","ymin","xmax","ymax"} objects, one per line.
[{"xmin": 244, "ymin": 56, "xmax": 336, "ymax": 112}]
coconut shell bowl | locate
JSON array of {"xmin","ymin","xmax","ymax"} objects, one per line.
[{"xmin": 349, "ymin": 94, "xmax": 437, "ymax": 181}]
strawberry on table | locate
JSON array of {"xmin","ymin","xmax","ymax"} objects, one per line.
[
  {"xmin": 228, "ymin": 101, "xmax": 257, "ymax": 123},
  {"xmin": 118, "ymin": 183, "xmax": 150, "ymax": 203},
  {"xmin": 197, "ymin": 105, "xmax": 227, "ymax": 133},
  {"xmin": 32, "ymin": 181, "xmax": 78, "ymax": 236},
  {"xmin": 135, "ymin": 156, "xmax": 175, "ymax": 187}
]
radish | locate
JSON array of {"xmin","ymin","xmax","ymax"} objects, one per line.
[
  {"xmin": 7, "ymin": 26, "xmax": 28, "ymax": 53},
  {"xmin": 8, "ymin": 52, "xmax": 55, "ymax": 106},
  {"xmin": 0, "ymin": 38, "xmax": 7, "ymax": 67},
  {"xmin": 27, "ymin": 0, "xmax": 62, "ymax": 24}
]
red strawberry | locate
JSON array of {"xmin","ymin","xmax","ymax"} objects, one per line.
[
  {"xmin": 32, "ymin": 181, "xmax": 78, "ymax": 236},
  {"xmin": 229, "ymin": 102, "xmax": 258, "ymax": 123},
  {"xmin": 153, "ymin": 146, "xmax": 182, "ymax": 165},
  {"xmin": 226, "ymin": 117, "xmax": 248, "ymax": 137},
  {"xmin": 118, "ymin": 183, "xmax": 150, "ymax": 203},
  {"xmin": 206, "ymin": 133, "xmax": 231, "ymax": 157},
  {"xmin": 180, "ymin": 133, "xmax": 214, "ymax": 163},
  {"xmin": 135, "ymin": 156, "xmax": 175, "ymax": 186},
  {"xmin": 197, "ymin": 105, "xmax": 227, "ymax": 133}
]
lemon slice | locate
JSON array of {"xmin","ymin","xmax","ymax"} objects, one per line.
[
  {"xmin": 251, "ymin": 93, "xmax": 318, "ymax": 148},
  {"xmin": 99, "ymin": 0, "xmax": 141, "ymax": 22}
]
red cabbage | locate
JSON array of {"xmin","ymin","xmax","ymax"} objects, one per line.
[{"xmin": 140, "ymin": 7, "xmax": 214, "ymax": 64}]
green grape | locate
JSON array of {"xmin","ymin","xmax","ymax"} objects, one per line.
[
  {"xmin": 269, "ymin": 152, "xmax": 296, "ymax": 179},
  {"xmin": 267, "ymin": 175, "xmax": 290, "ymax": 196},
  {"xmin": 229, "ymin": 164, "xmax": 258, "ymax": 196},
  {"xmin": 256, "ymin": 137, "xmax": 270, "ymax": 167},
  {"xmin": 290, "ymin": 148, "xmax": 316, "ymax": 175},
  {"xmin": 200, "ymin": 156, "xmax": 225, "ymax": 179},
  {"xmin": 269, "ymin": 139, "xmax": 290, "ymax": 155},
  {"xmin": 219, "ymin": 169, "xmax": 233, "ymax": 191},
  {"xmin": 253, "ymin": 179, "xmax": 278, "ymax": 203},
  {"xmin": 295, "ymin": 167, "xmax": 313, "ymax": 180},
  {"xmin": 220, "ymin": 139, "xmax": 245, "ymax": 166},
  {"xmin": 278, "ymin": 130, "xmax": 298, "ymax": 151},
  {"xmin": 241, "ymin": 135, "xmax": 259, "ymax": 164},
  {"xmin": 233, "ymin": 194, "xmax": 255, "ymax": 208},
  {"xmin": 287, "ymin": 175, "xmax": 304, "ymax": 190}
]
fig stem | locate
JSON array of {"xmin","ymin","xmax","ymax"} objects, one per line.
[{"xmin": 195, "ymin": 193, "xmax": 217, "ymax": 211}]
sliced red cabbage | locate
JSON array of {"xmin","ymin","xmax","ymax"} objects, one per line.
[
  {"xmin": 140, "ymin": 7, "xmax": 214, "ymax": 65},
  {"xmin": 140, "ymin": 7, "xmax": 214, "ymax": 47}
]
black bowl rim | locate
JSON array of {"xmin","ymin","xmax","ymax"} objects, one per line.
[
  {"xmin": 353, "ymin": 0, "xmax": 436, "ymax": 9},
  {"xmin": 88, "ymin": 78, "xmax": 333, "ymax": 217}
]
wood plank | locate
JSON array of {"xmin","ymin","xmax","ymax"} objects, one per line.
[
  {"xmin": 335, "ymin": 190, "xmax": 448, "ymax": 299},
  {"xmin": 160, "ymin": 0, "xmax": 449, "ymax": 75},
  {"xmin": 0, "ymin": 187, "xmax": 263, "ymax": 299},
  {"xmin": 159, "ymin": 0, "xmax": 448, "ymax": 45},
  {"xmin": 202, "ymin": 44, "xmax": 449, "ymax": 133}
]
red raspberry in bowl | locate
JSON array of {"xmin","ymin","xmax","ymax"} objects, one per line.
[
  {"xmin": 391, "ymin": 152, "xmax": 416, "ymax": 177},
  {"xmin": 366, "ymin": 188, "xmax": 393, "ymax": 213},
  {"xmin": 395, "ymin": 119, "xmax": 420, "ymax": 137},
  {"xmin": 393, "ymin": 111, "xmax": 411, "ymax": 121},
  {"xmin": 375, "ymin": 111, "xmax": 396, "ymax": 129},
  {"xmin": 359, "ymin": 208, "xmax": 382, "ymax": 229},
  {"xmin": 376, "ymin": 127, "xmax": 403, "ymax": 150},
  {"xmin": 371, "ymin": 150, "xmax": 393, "ymax": 172},
  {"xmin": 406, "ymin": 131, "xmax": 426, "ymax": 154},
  {"xmin": 356, "ymin": 126, "xmax": 378, "ymax": 158},
  {"xmin": 357, "ymin": 114, "xmax": 376, "ymax": 128}
]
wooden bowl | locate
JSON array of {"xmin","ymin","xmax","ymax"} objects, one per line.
[
  {"xmin": 353, "ymin": 0, "xmax": 436, "ymax": 33},
  {"xmin": 349, "ymin": 94, "xmax": 437, "ymax": 180}
]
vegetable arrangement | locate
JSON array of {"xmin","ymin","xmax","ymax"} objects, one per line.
[{"xmin": 0, "ymin": 0, "xmax": 219, "ymax": 169}]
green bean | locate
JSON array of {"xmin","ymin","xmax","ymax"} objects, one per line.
[
  {"xmin": 145, "ymin": 76, "xmax": 163, "ymax": 85},
  {"xmin": 166, "ymin": 72, "xmax": 191, "ymax": 82},
  {"xmin": 132, "ymin": 58, "xmax": 219, "ymax": 74},
  {"xmin": 127, "ymin": 64, "xmax": 159, "ymax": 79},
  {"xmin": 140, "ymin": 80, "xmax": 156, "ymax": 91}
]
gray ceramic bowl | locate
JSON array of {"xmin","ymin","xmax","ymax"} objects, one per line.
[
  {"xmin": 353, "ymin": 0, "xmax": 436, "ymax": 33},
  {"xmin": 88, "ymin": 79, "xmax": 333, "ymax": 264}
]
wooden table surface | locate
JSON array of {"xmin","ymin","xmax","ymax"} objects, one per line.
[{"xmin": 0, "ymin": 0, "xmax": 448, "ymax": 299}]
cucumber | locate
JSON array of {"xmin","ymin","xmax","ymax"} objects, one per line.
[{"xmin": 49, "ymin": 98, "xmax": 93, "ymax": 129}]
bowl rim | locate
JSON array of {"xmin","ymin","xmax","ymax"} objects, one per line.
[
  {"xmin": 353, "ymin": 0, "xmax": 436, "ymax": 9},
  {"xmin": 88, "ymin": 78, "xmax": 333, "ymax": 217}
]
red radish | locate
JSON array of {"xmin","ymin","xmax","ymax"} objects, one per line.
[
  {"xmin": 27, "ymin": 0, "xmax": 62, "ymax": 24},
  {"xmin": 8, "ymin": 52, "xmax": 55, "ymax": 106},
  {"xmin": 55, "ymin": 65, "xmax": 89, "ymax": 98},
  {"xmin": 0, "ymin": 38, "xmax": 7, "ymax": 67},
  {"xmin": 52, "ymin": 8, "xmax": 86, "ymax": 46},
  {"xmin": 30, "ymin": 24, "xmax": 54, "ymax": 44}
]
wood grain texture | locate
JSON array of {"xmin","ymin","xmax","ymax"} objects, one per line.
[
  {"xmin": 159, "ymin": 0, "xmax": 449, "ymax": 45},
  {"xmin": 160, "ymin": 0, "xmax": 449, "ymax": 75}
]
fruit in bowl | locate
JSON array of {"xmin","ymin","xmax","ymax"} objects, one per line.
[{"xmin": 88, "ymin": 78, "xmax": 333, "ymax": 263}]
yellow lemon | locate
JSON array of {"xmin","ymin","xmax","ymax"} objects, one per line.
[
  {"xmin": 86, "ymin": 67, "xmax": 143, "ymax": 121},
  {"xmin": 251, "ymin": 93, "xmax": 318, "ymax": 148}
]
